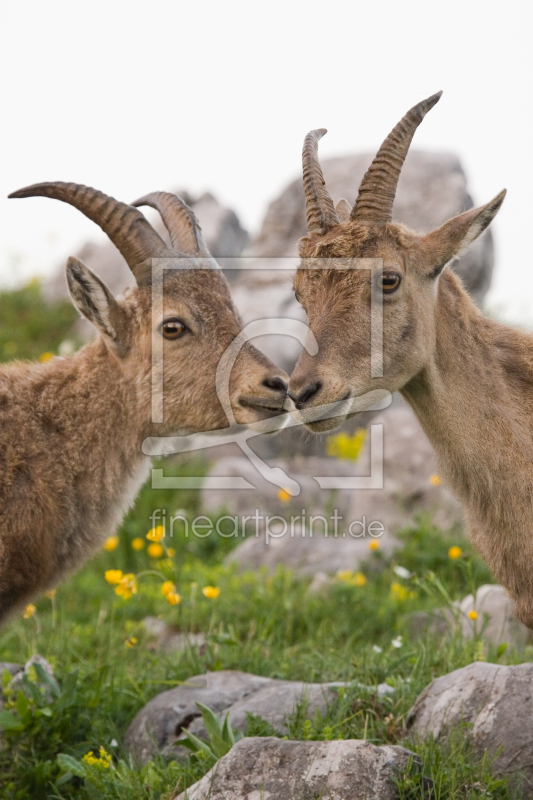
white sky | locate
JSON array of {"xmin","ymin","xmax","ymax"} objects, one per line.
[{"xmin": 0, "ymin": 0, "xmax": 531, "ymax": 322}]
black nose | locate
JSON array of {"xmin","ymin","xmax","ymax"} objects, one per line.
[
  {"xmin": 262, "ymin": 376, "xmax": 288, "ymax": 393},
  {"xmin": 288, "ymin": 381, "xmax": 322, "ymax": 409}
]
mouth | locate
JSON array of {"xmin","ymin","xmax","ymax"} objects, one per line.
[{"xmin": 291, "ymin": 391, "xmax": 352, "ymax": 432}]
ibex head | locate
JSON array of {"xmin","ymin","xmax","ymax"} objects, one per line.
[
  {"xmin": 9, "ymin": 183, "xmax": 288, "ymax": 436},
  {"xmin": 289, "ymin": 93, "xmax": 506, "ymax": 431}
]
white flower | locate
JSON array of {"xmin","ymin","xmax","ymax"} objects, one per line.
[
  {"xmin": 373, "ymin": 645, "xmax": 383, "ymax": 653},
  {"xmin": 393, "ymin": 565, "xmax": 412, "ymax": 579},
  {"xmin": 110, "ymin": 739, "xmax": 118, "ymax": 747},
  {"xmin": 391, "ymin": 636, "xmax": 403, "ymax": 649}
]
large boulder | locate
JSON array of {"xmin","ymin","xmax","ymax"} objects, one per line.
[
  {"xmin": 233, "ymin": 151, "xmax": 494, "ymax": 373},
  {"xmin": 407, "ymin": 661, "xmax": 533, "ymax": 795},
  {"xmin": 124, "ymin": 670, "xmax": 344, "ymax": 765},
  {"xmin": 44, "ymin": 191, "xmax": 248, "ymax": 304},
  {"xmin": 173, "ymin": 737, "xmax": 420, "ymax": 800}
]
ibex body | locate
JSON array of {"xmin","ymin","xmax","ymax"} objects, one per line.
[
  {"xmin": 0, "ymin": 184, "xmax": 288, "ymax": 620},
  {"xmin": 287, "ymin": 94, "xmax": 533, "ymax": 628}
]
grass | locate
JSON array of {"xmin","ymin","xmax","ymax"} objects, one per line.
[{"xmin": 0, "ymin": 459, "xmax": 527, "ymax": 800}]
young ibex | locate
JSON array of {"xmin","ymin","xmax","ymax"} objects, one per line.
[
  {"xmin": 286, "ymin": 93, "xmax": 533, "ymax": 627},
  {"xmin": 0, "ymin": 183, "xmax": 288, "ymax": 621}
]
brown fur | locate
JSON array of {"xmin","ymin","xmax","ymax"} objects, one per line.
[{"xmin": 0, "ymin": 256, "xmax": 287, "ymax": 622}]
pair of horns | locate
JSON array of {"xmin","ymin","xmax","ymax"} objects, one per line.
[
  {"xmin": 8, "ymin": 184, "xmax": 211, "ymax": 285},
  {"xmin": 303, "ymin": 91, "xmax": 443, "ymax": 234}
]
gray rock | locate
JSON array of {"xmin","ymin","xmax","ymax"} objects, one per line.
[
  {"xmin": 44, "ymin": 191, "xmax": 248, "ymax": 305},
  {"xmin": 454, "ymin": 584, "xmax": 531, "ymax": 648},
  {"xmin": 173, "ymin": 736, "xmax": 420, "ymax": 800},
  {"xmin": 8, "ymin": 654, "xmax": 59, "ymax": 703},
  {"xmin": 123, "ymin": 670, "xmax": 345, "ymax": 765},
  {"xmin": 0, "ymin": 662, "xmax": 22, "ymax": 678},
  {"xmin": 407, "ymin": 661, "xmax": 533, "ymax": 794},
  {"xmin": 142, "ymin": 618, "xmax": 207, "ymax": 654}
]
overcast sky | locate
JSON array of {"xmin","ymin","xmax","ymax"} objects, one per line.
[{"xmin": 1, "ymin": 1, "xmax": 531, "ymax": 322}]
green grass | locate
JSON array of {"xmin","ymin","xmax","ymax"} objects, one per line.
[{"xmin": 0, "ymin": 459, "xmax": 528, "ymax": 799}]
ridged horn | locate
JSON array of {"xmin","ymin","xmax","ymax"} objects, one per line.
[
  {"xmin": 351, "ymin": 91, "xmax": 443, "ymax": 225},
  {"xmin": 8, "ymin": 182, "xmax": 171, "ymax": 285},
  {"xmin": 302, "ymin": 129, "xmax": 340, "ymax": 235},
  {"xmin": 132, "ymin": 192, "xmax": 210, "ymax": 256}
]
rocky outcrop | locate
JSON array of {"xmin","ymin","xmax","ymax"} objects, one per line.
[{"xmin": 173, "ymin": 737, "xmax": 420, "ymax": 800}]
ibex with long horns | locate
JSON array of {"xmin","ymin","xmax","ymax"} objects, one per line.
[
  {"xmin": 0, "ymin": 183, "xmax": 288, "ymax": 621},
  {"xmin": 286, "ymin": 93, "xmax": 533, "ymax": 626}
]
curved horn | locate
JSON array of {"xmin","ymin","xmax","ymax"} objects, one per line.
[
  {"xmin": 132, "ymin": 192, "xmax": 209, "ymax": 256},
  {"xmin": 302, "ymin": 129, "xmax": 340, "ymax": 235},
  {"xmin": 351, "ymin": 91, "xmax": 443, "ymax": 225},
  {"xmin": 8, "ymin": 182, "xmax": 170, "ymax": 284}
]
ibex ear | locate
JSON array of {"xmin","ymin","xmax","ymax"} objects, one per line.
[
  {"xmin": 421, "ymin": 189, "xmax": 506, "ymax": 279},
  {"xmin": 66, "ymin": 257, "xmax": 130, "ymax": 355},
  {"xmin": 335, "ymin": 198, "xmax": 351, "ymax": 223}
]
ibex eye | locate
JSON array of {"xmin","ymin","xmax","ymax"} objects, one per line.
[
  {"xmin": 160, "ymin": 319, "xmax": 187, "ymax": 340},
  {"xmin": 376, "ymin": 272, "xmax": 401, "ymax": 293}
]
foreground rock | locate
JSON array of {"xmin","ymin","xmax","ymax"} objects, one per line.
[
  {"xmin": 174, "ymin": 737, "xmax": 420, "ymax": 800},
  {"xmin": 124, "ymin": 670, "xmax": 345, "ymax": 765},
  {"xmin": 407, "ymin": 661, "xmax": 533, "ymax": 794}
]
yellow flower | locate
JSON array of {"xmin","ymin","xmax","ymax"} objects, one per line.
[
  {"xmin": 131, "ymin": 537, "xmax": 144, "ymax": 551},
  {"xmin": 82, "ymin": 747, "xmax": 112, "ymax": 768},
  {"xmin": 125, "ymin": 636, "xmax": 138, "ymax": 648},
  {"xmin": 39, "ymin": 351, "xmax": 54, "ymax": 363},
  {"xmin": 368, "ymin": 540, "xmax": 380, "ymax": 551},
  {"xmin": 115, "ymin": 573, "xmax": 137, "ymax": 600},
  {"xmin": 326, "ymin": 429, "xmax": 366, "ymax": 460},
  {"xmin": 103, "ymin": 535, "xmax": 119, "ymax": 552},
  {"xmin": 337, "ymin": 569, "xmax": 354, "ymax": 583},
  {"xmin": 161, "ymin": 581, "xmax": 176, "ymax": 597},
  {"xmin": 430, "ymin": 474, "xmax": 441, "ymax": 486},
  {"xmin": 23, "ymin": 604, "xmax": 36, "ymax": 619},
  {"xmin": 167, "ymin": 547, "xmax": 176, "ymax": 557},
  {"xmin": 353, "ymin": 572, "xmax": 367, "ymax": 587},
  {"xmin": 390, "ymin": 582, "xmax": 409, "ymax": 601},
  {"xmin": 105, "ymin": 569, "xmax": 123, "ymax": 585},
  {"xmin": 44, "ymin": 588, "xmax": 56, "ymax": 599},
  {"xmin": 277, "ymin": 488, "xmax": 291, "ymax": 503},
  {"xmin": 336, "ymin": 570, "xmax": 366, "ymax": 587},
  {"xmin": 202, "ymin": 586, "xmax": 220, "ymax": 599},
  {"xmin": 147, "ymin": 543, "xmax": 164, "ymax": 558},
  {"xmin": 468, "ymin": 610, "xmax": 478, "ymax": 621},
  {"xmin": 147, "ymin": 525, "xmax": 165, "ymax": 542},
  {"xmin": 448, "ymin": 546, "xmax": 462, "ymax": 560},
  {"xmin": 166, "ymin": 591, "xmax": 181, "ymax": 605}
]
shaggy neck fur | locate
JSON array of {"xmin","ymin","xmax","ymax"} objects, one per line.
[{"xmin": 402, "ymin": 270, "xmax": 533, "ymax": 625}]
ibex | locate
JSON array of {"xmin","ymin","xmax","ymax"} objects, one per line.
[
  {"xmin": 286, "ymin": 93, "xmax": 533, "ymax": 627},
  {"xmin": 0, "ymin": 183, "xmax": 288, "ymax": 621}
]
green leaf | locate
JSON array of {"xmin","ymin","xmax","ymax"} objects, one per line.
[
  {"xmin": 221, "ymin": 712, "xmax": 235, "ymax": 745},
  {"xmin": 33, "ymin": 662, "xmax": 61, "ymax": 698},
  {"xmin": 180, "ymin": 729, "xmax": 215, "ymax": 761},
  {"xmin": 496, "ymin": 642, "xmax": 508, "ymax": 657},
  {"xmin": 0, "ymin": 709, "xmax": 24, "ymax": 731},
  {"xmin": 209, "ymin": 732, "xmax": 231, "ymax": 758},
  {"xmin": 15, "ymin": 689, "xmax": 31, "ymax": 720},
  {"xmin": 196, "ymin": 702, "xmax": 223, "ymax": 741},
  {"xmin": 56, "ymin": 753, "xmax": 86, "ymax": 778}
]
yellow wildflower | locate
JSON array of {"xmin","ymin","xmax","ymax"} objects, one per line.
[
  {"xmin": 147, "ymin": 543, "xmax": 164, "ymax": 558},
  {"xmin": 44, "ymin": 588, "xmax": 56, "ymax": 599},
  {"xmin": 167, "ymin": 547, "xmax": 176, "ymax": 557},
  {"xmin": 368, "ymin": 540, "xmax": 380, "ymax": 551},
  {"xmin": 390, "ymin": 582, "xmax": 409, "ymax": 601},
  {"xmin": 125, "ymin": 636, "xmax": 138, "ymax": 648},
  {"xmin": 326, "ymin": 429, "xmax": 366, "ymax": 460},
  {"xmin": 337, "ymin": 569, "xmax": 354, "ymax": 583},
  {"xmin": 448, "ymin": 546, "xmax": 462, "ymax": 560},
  {"xmin": 147, "ymin": 525, "xmax": 165, "ymax": 542},
  {"xmin": 115, "ymin": 573, "xmax": 137, "ymax": 600},
  {"xmin": 166, "ymin": 591, "xmax": 181, "ymax": 605},
  {"xmin": 82, "ymin": 747, "xmax": 112, "ymax": 768},
  {"xmin": 202, "ymin": 586, "xmax": 221, "ymax": 599},
  {"xmin": 336, "ymin": 570, "xmax": 366, "ymax": 587},
  {"xmin": 161, "ymin": 581, "xmax": 176, "ymax": 597},
  {"xmin": 131, "ymin": 537, "xmax": 144, "ymax": 551},
  {"xmin": 105, "ymin": 569, "xmax": 123, "ymax": 585},
  {"xmin": 430, "ymin": 474, "xmax": 441, "ymax": 486},
  {"xmin": 353, "ymin": 572, "xmax": 367, "ymax": 587},
  {"xmin": 277, "ymin": 488, "xmax": 291, "ymax": 503},
  {"xmin": 39, "ymin": 351, "xmax": 54, "ymax": 363},
  {"xmin": 103, "ymin": 535, "xmax": 119, "ymax": 552},
  {"xmin": 468, "ymin": 610, "xmax": 478, "ymax": 621},
  {"xmin": 23, "ymin": 604, "xmax": 36, "ymax": 619}
]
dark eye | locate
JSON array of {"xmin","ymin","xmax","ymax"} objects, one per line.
[
  {"xmin": 376, "ymin": 272, "xmax": 401, "ymax": 293},
  {"xmin": 160, "ymin": 319, "xmax": 187, "ymax": 340}
]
